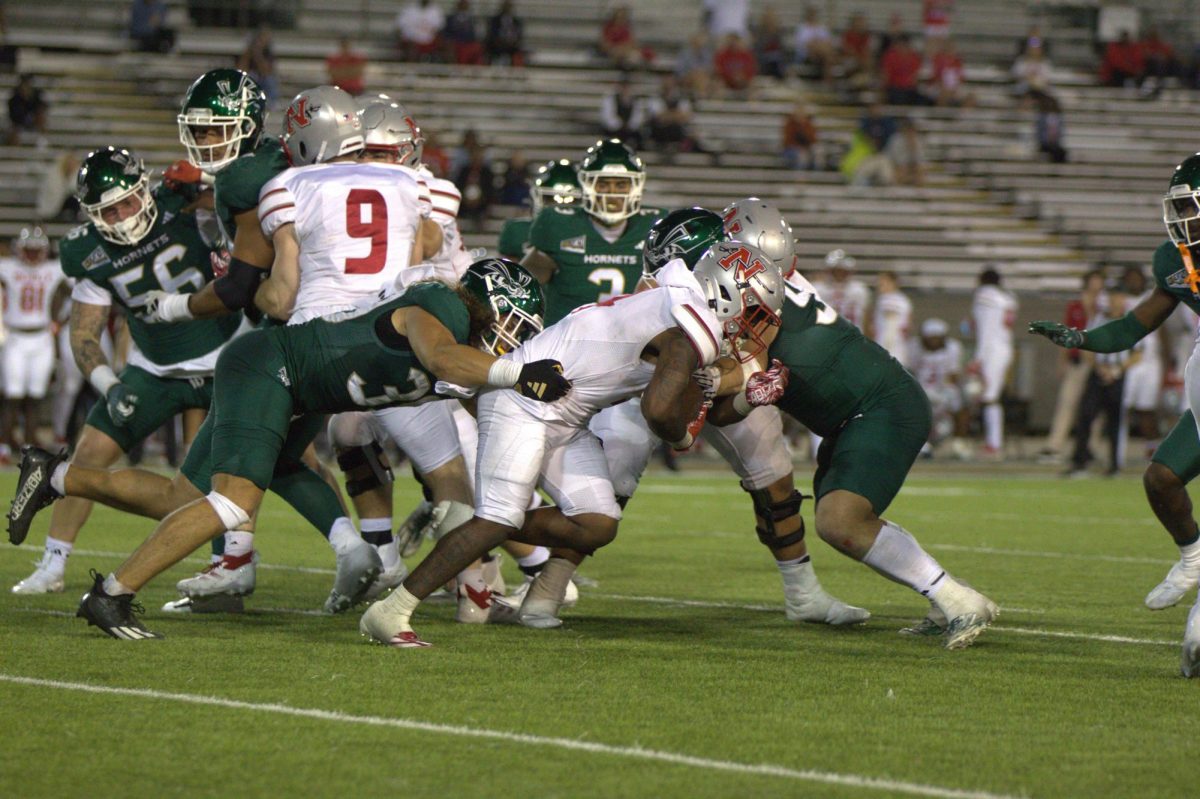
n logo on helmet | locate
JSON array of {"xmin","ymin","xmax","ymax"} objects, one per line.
[
  {"xmin": 722, "ymin": 207, "xmax": 743, "ymax": 235},
  {"xmin": 717, "ymin": 245, "xmax": 766, "ymax": 280},
  {"xmin": 286, "ymin": 98, "xmax": 315, "ymax": 133}
]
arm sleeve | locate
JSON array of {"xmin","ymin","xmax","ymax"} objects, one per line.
[
  {"xmin": 1082, "ymin": 311, "xmax": 1151, "ymax": 353},
  {"xmin": 670, "ymin": 302, "xmax": 721, "ymax": 366},
  {"xmin": 71, "ymin": 278, "xmax": 112, "ymax": 306},
  {"xmin": 257, "ymin": 179, "xmax": 296, "ymax": 238}
]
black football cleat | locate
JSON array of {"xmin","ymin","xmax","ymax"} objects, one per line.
[
  {"xmin": 77, "ymin": 570, "xmax": 163, "ymax": 640},
  {"xmin": 7, "ymin": 446, "xmax": 67, "ymax": 545}
]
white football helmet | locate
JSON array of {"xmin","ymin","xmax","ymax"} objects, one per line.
[
  {"xmin": 358, "ymin": 94, "xmax": 424, "ymax": 167},
  {"xmin": 721, "ymin": 198, "xmax": 797, "ymax": 276},
  {"xmin": 693, "ymin": 241, "xmax": 785, "ymax": 361},
  {"xmin": 281, "ymin": 85, "xmax": 364, "ymax": 166},
  {"xmin": 14, "ymin": 226, "xmax": 49, "ymax": 264}
]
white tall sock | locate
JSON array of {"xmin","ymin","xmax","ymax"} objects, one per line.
[
  {"xmin": 777, "ymin": 555, "xmax": 818, "ymax": 595},
  {"xmin": 526, "ymin": 557, "xmax": 576, "ymax": 604},
  {"xmin": 983, "ymin": 403, "xmax": 1003, "ymax": 450},
  {"xmin": 50, "ymin": 462, "xmax": 69, "ymax": 495},
  {"xmin": 224, "ymin": 531, "xmax": 254, "ymax": 558},
  {"xmin": 327, "ymin": 516, "xmax": 361, "ymax": 556},
  {"xmin": 43, "ymin": 536, "xmax": 72, "ymax": 576},
  {"xmin": 1181, "ymin": 538, "xmax": 1200, "ymax": 570},
  {"xmin": 862, "ymin": 521, "xmax": 947, "ymax": 598}
]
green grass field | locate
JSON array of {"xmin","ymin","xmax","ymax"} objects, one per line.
[{"xmin": 1, "ymin": 466, "xmax": 1197, "ymax": 799}]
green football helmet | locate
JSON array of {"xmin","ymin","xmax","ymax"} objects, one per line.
[
  {"xmin": 76, "ymin": 147, "xmax": 158, "ymax": 246},
  {"xmin": 530, "ymin": 158, "xmax": 581, "ymax": 216},
  {"xmin": 578, "ymin": 139, "xmax": 645, "ymax": 225},
  {"xmin": 461, "ymin": 258, "xmax": 545, "ymax": 355},
  {"xmin": 178, "ymin": 69, "xmax": 266, "ymax": 173},
  {"xmin": 642, "ymin": 207, "xmax": 724, "ymax": 279},
  {"xmin": 1164, "ymin": 153, "xmax": 1200, "ymax": 248}
]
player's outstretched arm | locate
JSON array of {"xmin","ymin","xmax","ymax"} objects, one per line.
[
  {"xmin": 1029, "ymin": 287, "xmax": 1178, "ymax": 353},
  {"xmin": 254, "ymin": 224, "xmax": 300, "ymax": 321},
  {"xmin": 396, "ymin": 306, "xmax": 571, "ymax": 401}
]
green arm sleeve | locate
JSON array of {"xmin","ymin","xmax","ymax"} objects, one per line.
[{"xmin": 1083, "ymin": 312, "xmax": 1151, "ymax": 353}]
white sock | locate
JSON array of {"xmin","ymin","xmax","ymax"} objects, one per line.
[
  {"xmin": 526, "ymin": 557, "xmax": 576, "ymax": 604},
  {"xmin": 103, "ymin": 573, "xmax": 134, "ymax": 596},
  {"xmin": 360, "ymin": 516, "xmax": 392, "ymax": 535},
  {"xmin": 224, "ymin": 531, "xmax": 254, "ymax": 558},
  {"xmin": 327, "ymin": 516, "xmax": 361, "ymax": 556},
  {"xmin": 43, "ymin": 536, "xmax": 72, "ymax": 575},
  {"xmin": 50, "ymin": 462, "xmax": 69, "ymax": 495},
  {"xmin": 983, "ymin": 403, "xmax": 1003, "ymax": 450},
  {"xmin": 777, "ymin": 555, "xmax": 820, "ymax": 598},
  {"xmin": 517, "ymin": 546, "xmax": 550, "ymax": 570},
  {"xmin": 376, "ymin": 539, "xmax": 400, "ymax": 571},
  {"xmin": 862, "ymin": 521, "xmax": 947, "ymax": 598},
  {"xmin": 382, "ymin": 585, "xmax": 421, "ymax": 631},
  {"xmin": 1181, "ymin": 537, "xmax": 1200, "ymax": 570}
]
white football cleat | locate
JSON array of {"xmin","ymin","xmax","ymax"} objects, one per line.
[
  {"xmin": 931, "ymin": 577, "xmax": 999, "ymax": 650},
  {"xmin": 325, "ymin": 540, "xmax": 383, "ymax": 614},
  {"xmin": 1145, "ymin": 560, "xmax": 1200, "ymax": 610},
  {"xmin": 518, "ymin": 597, "xmax": 564, "ymax": 629},
  {"xmin": 11, "ymin": 560, "xmax": 64, "ymax": 594},
  {"xmin": 177, "ymin": 552, "xmax": 257, "ymax": 598},
  {"xmin": 364, "ymin": 560, "xmax": 408, "ymax": 603},
  {"xmin": 784, "ymin": 587, "xmax": 870, "ymax": 626},
  {"xmin": 1182, "ymin": 601, "xmax": 1200, "ymax": 678},
  {"xmin": 359, "ymin": 591, "xmax": 418, "ymax": 644},
  {"xmin": 456, "ymin": 582, "xmax": 494, "ymax": 624}
]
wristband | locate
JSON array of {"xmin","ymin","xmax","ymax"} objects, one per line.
[
  {"xmin": 732, "ymin": 389, "xmax": 753, "ymax": 417},
  {"xmin": 739, "ymin": 357, "xmax": 758, "ymax": 390},
  {"xmin": 486, "ymin": 358, "xmax": 523, "ymax": 388},
  {"xmin": 88, "ymin": 364, "xmax": 120, "ymax": 396},
  {"xmin": 161, "ymin": 292, "xmax": 195, "ymax": 322},
  {"xmin": 668, "ymin": 431, "xmax": 694, "ymax": 450}
]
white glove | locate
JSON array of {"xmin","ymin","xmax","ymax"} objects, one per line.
[{"xmin": 144, "ymin": 291, "xmax": 194, "ymax": 323}]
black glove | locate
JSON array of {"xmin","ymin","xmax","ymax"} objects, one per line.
[
  {"xmin": 106, "ymin": 383, "xmax": 139, "ymax": 428},
  {"xmin": 515, "ymin": 359, "xmax": 571, "ymax": 402},
  {"xmin": 1028, "ymin": 320, "xmax": 1085, "ymax": 349}
]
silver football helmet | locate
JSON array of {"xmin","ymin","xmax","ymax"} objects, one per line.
[
  {"xmin": 358, "ymin": 94, "xmax": 424, "ymax": 167},
  {"xmin": 281, "ymin": 85, "xmax": 364, "ymax": 166},
  {"xmin": 14, "ymin": 226, "xmax": 49, "ymax": 264},
  {"xmin": 693, "ymin": 241, "xmax": 785, "ymax": 361},
  {"xmin": 825, "ymin": 248, "xmax": 856, "ymax": 271},
  {"xmin": 721, "ymin": 198, "xmax": 797, "ymax": 277}
]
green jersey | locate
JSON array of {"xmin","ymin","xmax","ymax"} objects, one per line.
[
  {"xmin": 528, "ymin": 205, "xmax": 662, "ymax": 323},
  {"xmin": 270, "ymin": 282, "xmax": 470, "ymax": 414},
  {"xmin": 1153, "ymin": 240, "xmax": 1200, "ymax": 316},
  {"xmin": 498, "ymin": 217, "xmax": 532, "ymax": 259},
  {"xmin": 769, "ymin": 278, "xmax": 914, "ymax": 437},
  {"xmin": 60, "ymin": 189, "xmax": 241, "ymax": 373},
  {"xmin": 214, "ymin": 137, "xmax": 287, "ymax": 247}
]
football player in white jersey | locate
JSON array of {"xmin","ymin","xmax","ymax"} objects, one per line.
[
  {"xmin": 969, "ymin": 267, "xmax": 1019, "ymax": 457},
  {"xmin": 360, "ymin": 242, "xmax": 780, "ymax": 647},
  {"xmin": 812, "ymin": 248, "xmax": 871, "ymax": 329},
  {"xmin": 0, "ymin": 227, "xmax": 66, "ymax": 459},
  {"xmin": 908, "ymin": 318, "xmax": 969, "ymax": 457},
  {"xmin": 870, "ymin": 270, "xmax": 912, "ymax": 367}
]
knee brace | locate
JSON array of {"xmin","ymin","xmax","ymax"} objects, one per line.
[
  {"xmin": 206, "ymin": 491, "xmax": 251, "ymax": 531},
  {"xmin": 336, "ymin": 442, "xmax": 393, "ymax": 497},
  {"xmin": 746, "ymin": 486, "xmax": 806, "ymax": 549}
]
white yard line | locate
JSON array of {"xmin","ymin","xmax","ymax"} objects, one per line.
[
  {"xmin": 0, "ymin": 674, "xmax": 1023, "ymax": 799},
  {"xmin": 927, "ymin": 543, "xmax": 1173, "ymax": 566}
]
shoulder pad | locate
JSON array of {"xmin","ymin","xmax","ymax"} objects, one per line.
[{"xmin": 59, "ymin": 227, "xmax": 110, "ymax": 278}]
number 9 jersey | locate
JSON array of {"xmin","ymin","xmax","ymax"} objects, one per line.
[{"xmin": 258, "ymin": 160, "xmax": 432, "ymax": 325}]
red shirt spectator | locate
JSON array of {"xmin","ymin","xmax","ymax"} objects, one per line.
[
  {"xmin": 326, "ymin": 38, "xmax": 367, "ymax": 96},
  {"xmin": 715, "ymin": 33, "xmax": 757, "ymax": 91},
  {"xmin": 881, "ymin": 42, "xmax": 922, "ymax": 90},
  {"xmin": 843, "ymin": 27, "xmax": 871, "ymax": 63},
  {"xmin": 931, "ymin": 47, "xmax": 963, "ymax": 88},
  {"xmin": 1101, "ymin": 32, "xmax": 1145, "ymax": 85},
  {"xmin": 923, "ymin": 0, "xmax": 953, "ymax": 29},
  {"xmin": 601, "ymin": 16, "xmax": 633, "ymax": 49}
]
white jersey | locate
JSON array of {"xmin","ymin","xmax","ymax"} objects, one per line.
[
  {"xmin": 909, "ymin": 338, "xmax": 963, "ymax": 391},
  {"xmin": 811, "ymin": 276, "xmax": 870, "ymax": 328},
  {"xmin": 401, "ymin": 166, "xmax": 472, "ymax": 287},
  {"xmin": 0, "ymin": 257, "xmax": 62, "ymax": 330},
  {"xmin": 971, "ymin": 284, "xmax": 1018, "ymax": 354},
  {"xmin": 505, "ymin": 259, "xmax": 721, "ymax": 426},
  {"xmin": 872, "ymin": 289, "xmax": 912, "ymax": 366},
  {"xmin": 258, "ymin": 161, "xmax": 431, "ymax": 325}
]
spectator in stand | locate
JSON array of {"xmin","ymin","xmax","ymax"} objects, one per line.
[
  {"xmin": 1034, "ymin": 91, "xmax": 1067, "ymax": 164},
  {"xmin": 753, "ymin": 5, "xmax": 789, "ymax": 81},
  {"xmin": 237, "ymin": 27, "xmax": 279, "ymax": 103},
  {"xmin": 599, "ymin": 6, "xmax": 652, "ymax": 71},
  {"xmin": 877, "ymin": 13, "xmax": 906, "ymax": 62},
  {"xmin": 129, "ymin": 0, "xmax": 175, "ymax": 53},
  {"xmin": 1141, "ymin": 26, "xmax": 1179, "ymax": 85},
  {"xmin": 326, "ymin": 37, "xmax": 367, "ymax": 96},
  {"xmin": 647, "ymin": 74, "xmax": 706, "ymax": 158},
  {"xmin": 599, "ymin": 76, "xmax": 647, "ymax": 149},
  {"xmin": 485, "ymin": 0, "xmax": 525, "ymax": 66},
  {"xmin": 782, "ymin": 102, "xmax": 818, "ymax": 170},
  {"xmin": 922, "ymin": 0, "xmax": 953, "ymax": 55},
  {"xmin": 6, "ymin": 74, "xmax": 47, "ymax": 147},
  {"xmin": 880, "ymin": 34, "xmax": 929, "ymax": 105},
  {"xmin": 793, "ymin": 6, "xmax": 837, "ymax": 82},
  {"xmin": 1101, "ymin": 30, "xmax": 1145, "ymax": 88},
  {"xmin": 442, "ymin": 0, "xmax": 484, "ymax": 65},
  {"xmin": 497, "ymin": 150, "xmax": 531, "ymax": 207},
  {"xmin": 887, "ymin": 117, "xmax": 926, "ymax": 186},
  {"xmin": 714, "ymin": 32, "xmax": 758, "ymax": 96},
  {"xmin": 929, "ymin": 38, "xmax": 975, "ymax": 107},
  {"xmin": 1012, "ymin": 39, "xmax": 1053, "ymax": 105},
  {"xmin": 859, "ymin": 102, "xmax": 896, "ymax": 151},
  {"xmin": 422, "ymin": 130, "xmax": 450, "ymax": 178},
  {"xmin": 1016, "ymin": 25, "xmax": 1050, "ymax": 58},
  {"xmin": 396, "ymin": 0, "xmax": 445, "ymax": 62},
  {"xmin": 1040, "ymin": 269, "xmax": 1106, "ymax": 461},
  {"xmin": 703, "ymin": 0, "xmax": 749, "ymax": 40},
  {"xmin": 675, "ymin": 31, "xmax": 714, "ymax": 100},
  {"xmin": 454, "ymin": 140, "xmax": 495, "ymax": 233},
  {"xmin": 840, "ymin": 12, "xmax": 874, "ymax": 83}
]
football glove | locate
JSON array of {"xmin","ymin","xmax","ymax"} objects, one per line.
[
  {"xmin": 162, "ymin": 159, "xmax": 210, "ymax": 201},
  {"xmin": 745, "ymin": 359, "xmax": 789, "ymax": 408},
  {"xmin": 1028, "ymin": 321, "xmax": 1084, "ymax": 349},
  {"xmin": 144, "ymin": 290, "xmax": 194, "ymax": 323},
  {"xmin": 105, "ymin": 383, "xmax": 139, "ymax": 428},
  {"xmin": 515, "ymin": 359, "xmax": 571, "ymax": 402}
]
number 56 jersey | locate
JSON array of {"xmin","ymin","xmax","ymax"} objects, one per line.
[{"xmin": 258, "ymin": 161, "xmax": 431, "ymax": 325}]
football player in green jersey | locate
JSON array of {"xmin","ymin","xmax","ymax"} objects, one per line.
[
  {"xmin": 707, "ymin": 247, "xmax": 999, "ymax": 650},
  {"xmin": 1029, "ymin": 153, "xmax": 1200, "ymax": 676},
  {"xmin": 63, "ymin": 263, "xmax": 568, "ymax": 639},
  {"xmin": 6, "ymin": 147, "xmax": 240, "ymax": 594},
  {"xmin": 497, "ymin": 158, "xmax": 581, "ymax": 259},
  {"xmin": 521, "ymin": 139, "xmax": 662, "ymax": 323}
]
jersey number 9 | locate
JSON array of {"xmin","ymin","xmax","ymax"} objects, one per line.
[{"xmin": 345, "ymin": 188, "xmax": 388, "ymax": 275}]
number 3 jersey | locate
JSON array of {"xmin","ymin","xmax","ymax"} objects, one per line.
[
  {"xmin": 502, "ymin": 260, "xmax": 723, "ymax": 427},
  {"xmin": 258, "ymin": 161, "xmax": 432, "ymax": 325},
  {"xmin": 60, "ymin": 189, "xmax": 241, "ymax": 378},
  {"xmin": 0, "ymin": 257, "xmax": 63, "ymax": 330}
]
